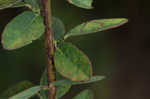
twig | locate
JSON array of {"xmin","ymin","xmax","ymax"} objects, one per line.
[{"xmin": 41, "ymin": 0, "xmax": 56, "ymax": 99}]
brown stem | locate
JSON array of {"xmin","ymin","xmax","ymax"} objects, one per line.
[{"xmin": 41, "ymin": 0, "xmax": 56, "ymax": 99}]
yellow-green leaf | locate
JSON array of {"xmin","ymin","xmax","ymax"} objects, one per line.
[
  {"xmin": 54, "ymin": 42, "xmax": 92, "ymax": 81},
  {"xmin": 2, "ymin": 11, "xmax": 45, "ymax": 50},
  {"xmin": 67, "ymin": 0, "xmax": 93, "ymax": 9},
  {"xmin": 64, "ymin": 18, "xmax": 128, "ymax": 39}
]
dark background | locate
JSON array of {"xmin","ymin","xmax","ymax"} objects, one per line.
[{"xmin": 0, "ymin": 0, "xmax": 150, "ymax": 99}]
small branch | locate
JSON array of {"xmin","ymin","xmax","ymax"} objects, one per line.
[{"xmin": 41, "ymin": 0, "xmax": 56, "ymax": 99}]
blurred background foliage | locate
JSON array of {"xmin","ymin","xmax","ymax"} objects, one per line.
[{"xmin": 0, "ymin": 0, "xmax": 150, "ymax": 99}]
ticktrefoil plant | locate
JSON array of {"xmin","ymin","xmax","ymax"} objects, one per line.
[{"xmin": 0, "ymin": 0, "xmax": 128, "ymax": 99}]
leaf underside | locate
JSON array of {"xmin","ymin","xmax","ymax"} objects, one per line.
[{"xmin": 54, "ymin": 42, "xmax": 92, "ymax": 81}]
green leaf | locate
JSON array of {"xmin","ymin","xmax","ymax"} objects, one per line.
[
  {"xmin": 0, "ymin": 0, "xmax": 22, "ymax": 9},
  {"xmin": 56, "ymin": 84, "xmax": 71, "ymax": 99},
  {"xmin": 64, "ymin": 18, "xmax": 128, "ymax": 39},
  {"xmin": 40, "ymin": 70, "xmax": 71, "ymax": 99},
  {"xmin": 9, "ymin": 86, "xmax": 41, "ymax": 99},
  {"xmin": 25, "ymin": 0, "xmax": 39, "ymax": 8},
  {"xmin": 11, "ymin": 2, "xmax": 26, "ymax": 8},
  {"xmin": 73, "ymin": 90, "xmax": 93, "ymax": 99},
  {"xmin": 54, "ymin": 42, "xmax": 92, "ymax": 81},
  {"xmin": 51, "ymin": 76, "xmax": 105, "ymax": 86},
  {"xmin": 52, "ymin": 17, "xmax": 65, "ymax": 41},
  {"xmin": 67, "ymin": 0, "xmax": 93, "ymax": 9},
  {"xmin": 24, "ymin": 0, "xmax": 40, "ymax": 12},
  {"xmin": 40, "ymin": 70, "xmax": 48, "ymax": 99},
  {"xmin": 1, "ymin": 81, "xmax": 33, "ymax": 97},
  {"xmin": 10, "ymin": 0, "xmax": 41, "ymax": 9},
  {"xmin": 2, "ymin": 11, "xmax": 45, "ymax": 50},
  {"xmin": 56, "ymin": 72, "xmax": 72, "ymax": 99}
]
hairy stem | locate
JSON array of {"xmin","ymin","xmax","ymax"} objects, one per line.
[{"xmin": 41, "ymin": 0, "xmax": 56, "ymax": 99}]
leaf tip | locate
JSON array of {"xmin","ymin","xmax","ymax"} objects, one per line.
[{"xmin": 119, "ymin": 18, "xmax": 128, "ymax": 24}]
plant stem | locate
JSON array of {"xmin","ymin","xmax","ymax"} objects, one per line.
[{"xmin": 41, "ymin": 0, "xmax": 56, "ymax": 99}]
